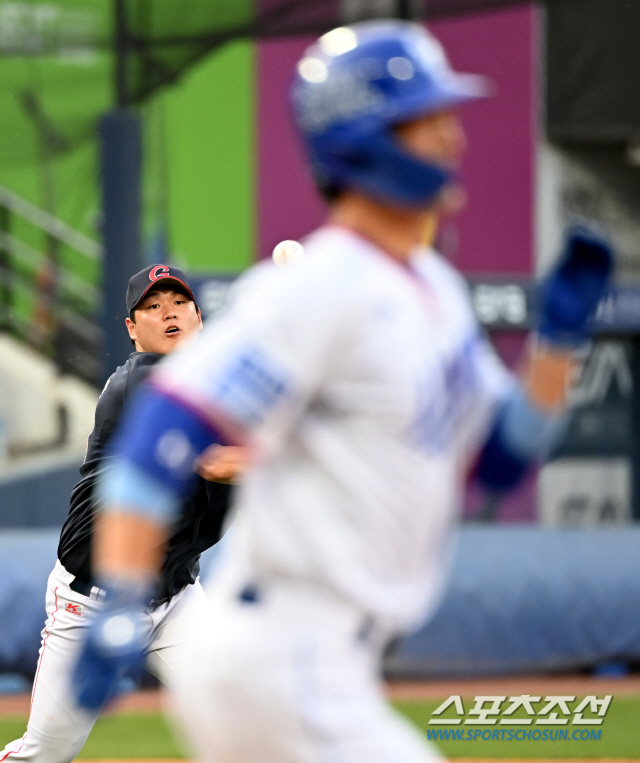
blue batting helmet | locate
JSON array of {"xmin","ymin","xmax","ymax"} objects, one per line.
[{"xmin": 291, "ymin": 20, "xmax": 489, "ymax": 207}]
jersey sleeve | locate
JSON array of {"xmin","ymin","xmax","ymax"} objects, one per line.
[{"xmin": 152, "ymin": 259, "xmax": 355, "ymax": 453}]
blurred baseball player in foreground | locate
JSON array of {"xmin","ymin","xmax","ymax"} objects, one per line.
[
  {"xmin": 73, "ymin": 20, "xmax": 612, "ymax": 763},
  {"xmin": 0, "ymin": 265, "xmax": 244, "ymax": 763}
]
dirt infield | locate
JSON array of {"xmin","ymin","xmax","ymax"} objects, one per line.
[
  {"xmin": 386, "ymin": 675, "xmax": 640, "ymax": 700},
  {"xmin": 2, "ymin": 675, "xmax": 639, "ymax": 716},
  {"xmin": 0, "ymin": 689, "xmax": 161, "ymax": 716}
]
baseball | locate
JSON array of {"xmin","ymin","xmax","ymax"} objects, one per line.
[{"xmin": 272, "ymin": 239, "xmax": 305, "ymax": 266}]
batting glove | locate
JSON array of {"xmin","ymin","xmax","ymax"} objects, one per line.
[
  {"xmin": 73, "ymin": 579, "xmax": 152, "ymax": 711},
  {"xmin": 537, "ymin": 225, "xmax": 613, "ymax": 347}
]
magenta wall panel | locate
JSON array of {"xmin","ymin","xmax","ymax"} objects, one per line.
[
  {"xmin": 431, "ymin": 4, "xmax": 538, "ymax": 276},
  {"xmin": 256, "ymin": 35, "xmax": 327, "ymax": 260},
  {"xmin": 256, "ymin": 5, "xmax": 538, "ymax": 273}
]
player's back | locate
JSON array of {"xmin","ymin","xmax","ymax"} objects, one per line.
[{"xmin": 156, "ymin": 225, "xmax": 510, "ymax": 629}]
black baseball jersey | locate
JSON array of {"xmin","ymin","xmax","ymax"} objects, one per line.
[{"xmin": 57, "ymin": 352, "xmax": 232, "ymax": 605}]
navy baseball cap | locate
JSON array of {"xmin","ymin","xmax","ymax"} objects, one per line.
[{"xmin": 126, "ymin": 264, "xmax": 198, "ymax": 315}]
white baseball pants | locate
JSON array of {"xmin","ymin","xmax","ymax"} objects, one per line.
[
  {"xmin": 168, "ymin": 575, "xmax": 444, "ymax": 763},
  {"xmin": 0, "ymin": 560, "xmax": 205, "ymax": 763}
]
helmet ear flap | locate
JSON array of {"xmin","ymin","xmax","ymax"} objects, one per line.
[
  {"xmin": 310, "ymin": 163, "xmax": 343, "ymax": 202},
  {"xmin": 311, "ymin": 129, "xmax": 453, "ymax": 207}
]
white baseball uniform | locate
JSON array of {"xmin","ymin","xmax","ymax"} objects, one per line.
[
  {"xmin": 0, "ymin": 563, "xmax": 204, "ymax": 763},
  {"xmin": 150, "ymin": 224, "xmax": 513, "ymax": 763}
]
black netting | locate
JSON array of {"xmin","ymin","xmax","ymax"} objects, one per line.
[
  {"xmin": 547, "ymin": 0, "xmax": 640, "ymax": 143},
  {"xmin": 123, "ymin": 0, "xmax": 535, "ymax": 104},
  {"xmin": 1, "ymin": 0, "xmax": 599, "ymax": 167}
]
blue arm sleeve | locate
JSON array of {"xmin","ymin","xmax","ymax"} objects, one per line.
[
  {"xmin": 475, "ymin": 388, "xmax": 569, "ymax": 492},
  {"xmin": 98, "ymin": 385, "xmax": 224, "ymax": 523}
]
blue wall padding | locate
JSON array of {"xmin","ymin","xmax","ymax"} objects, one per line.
[
  {"xmin": 0, "ymin": 530, "xmax": 59, "ymax": 675},
  {"xmin": 2, "ymin": 526, "xmax": 640, "ymax": 678},
  {"xmin": 0, "ymin": 529, "xmax": 224, "ymax": 677},
  {"xmin": 0, "ymin": 461, "xmax": 82, "ymax": 528},
  {"xmin": 385, "ymin": 525, "xmax": 640, "ymax": 677}
]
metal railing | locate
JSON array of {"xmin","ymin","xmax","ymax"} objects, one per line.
[{"xmin": 0, "ymin": 184, "xmax": 103, "ymax": 386}]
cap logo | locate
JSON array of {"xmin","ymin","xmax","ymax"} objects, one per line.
[{"xmin": 150, "ymin": 265, "xmax": 170, "ymax": 281}]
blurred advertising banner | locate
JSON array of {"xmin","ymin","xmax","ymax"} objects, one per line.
[
  {"xmin": 463, "ymin": 279, "xmax": 640, "ymax": 524},
  {"xmin": 539, "ymin": 338, "xmax": 635, "ymax": 527},
  {"xmin": 188, "ymin": 274, "xmax": 236, "ymax": 321},
  {"xmin": 539, "ymin": 458, "xmax": 630, "ymax": 527}
]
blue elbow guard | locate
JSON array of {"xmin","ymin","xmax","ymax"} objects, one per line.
[
  {"xmin": 475, "ymin": 419, "xmax": 530, "ymax": 492},
  {"xmin": 108, "ymin": 385, "xmax": 223, "ymax": 500},
  {"xmin": 476, "ymin": 390, "xmax": 568, "ymax": 492}
]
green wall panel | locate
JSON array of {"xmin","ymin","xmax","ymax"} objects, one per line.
[{"xmin": 164, "ymin": 40, "xmax": 255, "ymax": 274}]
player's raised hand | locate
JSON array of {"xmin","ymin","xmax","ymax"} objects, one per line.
[
  {"xmin": 197, "ymin": 444, "xmax": 248, "ymax": 483},
  {"xmin": 73, "ymin": 581, "xmax": 151, "ymax": 711},
  {"xmin": 537, "ymin": 225, "xmax": 613, "ymax": 347}
]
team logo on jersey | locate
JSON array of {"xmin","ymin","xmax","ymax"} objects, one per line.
[
  {"xmin": 410, "ymin": 334, "xmax": 479, "ymax": 452},
  {"xmin": 149, "ymin": 265, "xmax": 171, "ymax": 281},
  {"xmin": 64, "ymin": 601, "xmax": 83, "ymax": 617},
  {"xmin": 213, "ymin": 347, "xmax": 291, "ymax": 427}
]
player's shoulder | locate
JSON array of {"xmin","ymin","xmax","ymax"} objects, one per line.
[
  {"xmin": 126, "ymin": 351, "xmax": 163, "ymax": 374},
  {"xmin": 301, "ymin": 225, "xmax": 419, "ymax": 308},
  {"xmin": 302, "ymin": 225, "xmax": 388, "ymax": 275},
  {"xmin": 301, "ymin": 224, "xmax": 365, "ymax": 258},
  {"xmin": 101, "ymin": 352, "xmax": 161, "ymax": 401},
  {"xmin": 225, "ymin": 226, "xmax": 420, "ymax": 338},
  {"xmin": 415, "ymin": 248, "xmax": 475, "ymax": 308},
  {"xmin": 411, "ymin": 248, "xmax": 482, "ymax": 339},
  {"xmin": 414, "ymin": 248, "xmax": 469, "ymax": 292},
  {"xmin": 232, "ymin": 228, "xmax": 366, "ymax": 311}
]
